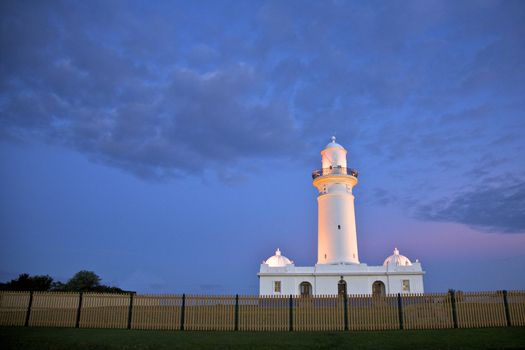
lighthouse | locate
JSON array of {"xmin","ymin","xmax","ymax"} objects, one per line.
[
  {"xmin": 258, "ymin": 137, "xmax": 425, "ymax": 296},
  {"xmin": 312, "ymin": 136, "xmax": 359, "ymax": 265}
]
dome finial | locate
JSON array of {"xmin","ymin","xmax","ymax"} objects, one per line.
[
  {"xmin": 394, "ymin": 247, "xmax": 399, "ymax": 255},
  {"xmin": 275, "ymin": 248, "xmax": 281, "ymax": 256},
  {"xmin": 331, "ymin": 135, "xmax": 336, "ymax": 143}
]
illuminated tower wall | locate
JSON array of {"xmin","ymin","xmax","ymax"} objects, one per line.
[{"xmin": 312, "ymin": 137, "xmax": 359, "ymax": 265}]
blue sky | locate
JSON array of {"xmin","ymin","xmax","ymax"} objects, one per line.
[{"xmin": 1, "ymin": 0, "xmax": 524, "ymax": 294}]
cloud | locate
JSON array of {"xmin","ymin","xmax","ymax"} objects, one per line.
[
  {"xmin": 71, "ymin": 64, "xmax": 303, "ymax": 179},
  {"xmin": 0, "ymin": 0, "xmax": 524, "ymax": 184},
  {"xmin": 416, "ymin": 179, "xmax": 525, "ymax": 234},
  {"xmin": 0, "ymin": 1, "xmax": 303, "ymax": 180}
]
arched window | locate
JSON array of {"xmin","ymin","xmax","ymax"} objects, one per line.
[
  {"xmin": 372, "ymin": 281, "xmax": 386, "ymax": 297},
  {"xmin": 300, "ymin": 282, "xmax": 312, "ymax": 296},
  {"xmin": 338, "ymin": 278, "xmax": 347, "ymax": 296}
]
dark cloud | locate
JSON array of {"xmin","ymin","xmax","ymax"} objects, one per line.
[
  {"xmin": 69, "ymin": 64, "xmax": 302, "ymax": 179},
  {"xmin": 416, "ymin": 179, "xmax": 525, "ymax": 234},
  {"xmin": 0, "ymin": 1, "xmax": 304, "ymax": 180},
  {"xmin": 1, "ymin": 0, "xmax": 524, "ymax": 184}
]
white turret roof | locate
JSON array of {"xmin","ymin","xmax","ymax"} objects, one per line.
[
  {"xmin": 383, "ymin": 248, "xmax": 413, "ymax": 267},
  {"xmin": 264, "ymin": 248, "xmax": 294, "ymax": 267},
  {"xmin": 324, "ymin": 136, "xmax": 345, "ymax": 150}
]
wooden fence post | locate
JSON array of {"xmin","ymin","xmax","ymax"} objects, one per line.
[
  {"xmin": 127, "ymin": 293, "xmax": 134, "ymax": 330},
  {"xmin": 502, "ymin": 290, "xmax": 511, "ymax": 327},
  {"xmin": 180, "ymin": 294, "xmax": 186, "ymax": 331},
  {"xmin": 234, "ymin": 294, "xmax": 239, "ymax": 331},
  {"xmin": 397, "ymin": 293, "xmax": 404, "ymax": 330},
  {"xmin": 343, "ymin": 294, "xmax": 349, "ymax": 331},
  {"xmin": 289, "ymin": 295, "xmax": 293, "ymax": 332},
  {"xmin": 24, "ymin": 291, "xmax": 34, "ymax": 327},
  {"xmin": 75, "ymin": 292, "xmax": 83, "ymax": 328},
  {"xmin": 449, "ymin": 290, "xmax": 458, "ymax": 328}
]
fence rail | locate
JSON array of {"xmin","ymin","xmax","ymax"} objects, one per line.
[{"xmin": 1, "ymin": 290, "xmax": 524, "ymax": 331}]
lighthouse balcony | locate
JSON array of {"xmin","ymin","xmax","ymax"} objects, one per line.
[{"xmin": 312, "ymin": 166, "xmax": 358, "ymax": 179}]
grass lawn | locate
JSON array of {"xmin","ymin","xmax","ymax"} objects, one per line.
[{"xmin": 1, "ymin": 327, "xmax": 524, "ymax": 350}]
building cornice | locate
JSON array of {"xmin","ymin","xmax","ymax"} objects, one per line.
[{"xmin": 258, "ymin": 271, "xmax": 425, "ymax": 277}]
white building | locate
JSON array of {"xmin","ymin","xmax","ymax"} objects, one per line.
[{"xmin": 258, "ymin": 137, "xmax": 425, "ymax": 296}]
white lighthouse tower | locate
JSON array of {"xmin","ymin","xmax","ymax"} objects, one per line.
[
  {"xmin": 312, "ymin": 136, "xmax": 359, "ymax": 265},
  {"xmin": 258, "ymin": 137, "xmax": 425, "ymax": 296}
]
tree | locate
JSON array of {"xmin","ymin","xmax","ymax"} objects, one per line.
[
  {"xmin": 0, "ymin": 273, "xmax": 54, "ymax": 291},
  {"xmin": 63, "ymin": 270, "xmax": 101, "ymax": 292},
  {"xmin": 1, "ymin": 271, "xmax": 129, "ymax": 293},
  {"xmin": 55, "ymin": 270, "xmax": 127, "ymax": 293}
]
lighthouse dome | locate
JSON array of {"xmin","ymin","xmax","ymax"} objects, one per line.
[
  {"xmin": 324, "ymin": 136, "xmax": 345, "ymax": 150},
  {"xmin": 383, "ymin": 248, "xmax": 412, "ymax": 267},
  {"xmin": 264, "ymin": 248, "xmax": 293, "ymax": 267}
]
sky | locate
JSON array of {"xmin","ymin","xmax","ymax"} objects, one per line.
[{"xmin": 1, "ymin": 0, "xmax": 524, "ymax": 294}]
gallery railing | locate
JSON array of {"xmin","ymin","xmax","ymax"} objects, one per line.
[{"xmin": 312, "ymin": 167, "xmax": 359, "ymax": 180}]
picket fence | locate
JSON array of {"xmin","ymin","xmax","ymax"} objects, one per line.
[{"xmin": 0, "ymin": 290, "xmax": 524, "ymax": 331}]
